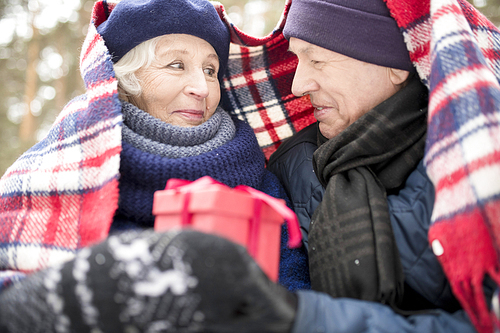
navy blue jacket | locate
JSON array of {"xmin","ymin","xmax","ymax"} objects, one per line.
[{"xmin": 267, "ymin": 123, "xmax": 476, "ymax": 333}]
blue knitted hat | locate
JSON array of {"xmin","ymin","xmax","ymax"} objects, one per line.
[
  {"xmin": 283, "ymin": 0, "xmax": 414, "ymax": 72},
  {"xmin": 97, "ymin": 0, "xmax": 230, "ymax": 78}
]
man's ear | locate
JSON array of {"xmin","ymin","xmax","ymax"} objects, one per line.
[{"xmin": 388, "ymin": 68, "xmax": 410, "ymax": 86}]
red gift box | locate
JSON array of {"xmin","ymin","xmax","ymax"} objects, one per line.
[{"xmin": 152, "ymin": 176, "xmax": 302, "ymax": 281}]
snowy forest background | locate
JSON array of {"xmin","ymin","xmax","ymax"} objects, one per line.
[{"xmin": 0, "ymin": 0, "xmax": 496, "ymax": 176}]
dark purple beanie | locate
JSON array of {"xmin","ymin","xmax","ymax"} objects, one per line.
[
  {"xmin": 283, "ymin": 0, "xmax": 414, "ymax": 71},
  {"xmin": 96, "ymin": 0, "xmax": 230, "ymax": 78}
]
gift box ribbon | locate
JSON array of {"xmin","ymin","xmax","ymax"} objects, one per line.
[{"xmin": 164, "ymin": 176, "xmax": 302, "ymax": 257}]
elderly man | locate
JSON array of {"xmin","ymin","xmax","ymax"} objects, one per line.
[{"xmin": 267, "ymin": 0, "xmax": 489, "ymax": 332}]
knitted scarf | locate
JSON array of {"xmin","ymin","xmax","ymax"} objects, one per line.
[
  {"xmin": 308, "ymin": 77, "xmax": 428, "ymax": 307},
  {"xmin": 217, "ymin": 0, "xmax": 500, "ymax": 331},
  {"xmin": 121, "ymin": 101, "xmax": 236, "ymax": 159},
  {"xmin": 113, "ymin": 101, "xmax": 265, "ymax": 229}
]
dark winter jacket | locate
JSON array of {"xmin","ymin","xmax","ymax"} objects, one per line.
[{"xmin": 268, "ymin": 123, "xmax": 476, "ymax": 332}]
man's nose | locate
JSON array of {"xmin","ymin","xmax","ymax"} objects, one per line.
[{"xmin": 291, "ymin": 62, "xmax": 316, "ymax": 97}]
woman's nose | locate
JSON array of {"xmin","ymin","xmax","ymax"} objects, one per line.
[
  {"xmin": 291, "ymin": 62, "xmax": 316, "ymax": 97},
  {"xmin": 185, "ymin": 70, "xmax": 210, "ymax": 99}
]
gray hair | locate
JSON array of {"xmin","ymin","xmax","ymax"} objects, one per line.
[{"xmin": 113, "ymin": 36, "xmax": 162, "ymax": 97}]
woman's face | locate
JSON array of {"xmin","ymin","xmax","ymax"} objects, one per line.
[{"xmin": 131, "ymin": 34, "xmax": 221, "ymax": 127}]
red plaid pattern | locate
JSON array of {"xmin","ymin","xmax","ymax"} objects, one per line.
[
  {"xmin": 215, "ymin": 2, "xmax": 315, "ymax": 160},
  {"xmin": 0, "ymin": 1, "xmax": 122, "ymax": 283}
]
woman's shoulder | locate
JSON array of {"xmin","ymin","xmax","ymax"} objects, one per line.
[{"xmin": 258, "ymin": 169, "xmax": 289, "ymax": 201}]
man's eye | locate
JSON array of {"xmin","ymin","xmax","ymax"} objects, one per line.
[{"xmin": 311, "ymin": 60, "xmax": 321, "ymax": 65}]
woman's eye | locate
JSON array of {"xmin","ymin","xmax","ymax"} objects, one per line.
[
  {"xmin": 204, "ymin": 67, "xmax": 216, "ymax": 77},
  {"xmin": 168, "ymin": 62, "xmax": 183, "ymax": 69}
]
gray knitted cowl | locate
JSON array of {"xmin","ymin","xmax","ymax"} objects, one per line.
[{"xmin": 121, "ymin": 101, "xmax": 236, "ymax": 158}]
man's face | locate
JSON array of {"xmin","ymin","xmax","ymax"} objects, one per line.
[{"xmin": 289, "ymin": 38, "xmax": 408, "ymax": 139}]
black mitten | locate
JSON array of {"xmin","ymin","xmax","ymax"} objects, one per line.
[
  {"xmin": 180, "ymin": 230, "xmax": 298, "ymax": 333},
  {"xmin": 0, "ymin": 229, "xmax": 297, "ymax": 333}
]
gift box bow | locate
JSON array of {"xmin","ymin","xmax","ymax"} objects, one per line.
[{"xmin": 162, "ymin": 176, "xmax": 302, "ymax": 255}]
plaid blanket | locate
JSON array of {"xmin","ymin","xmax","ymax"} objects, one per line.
[
  {"xmin": 1, "ymin": 0, "xmax": 499, "ymax": 331},
  {"xmin": 0, "ymin": 1, "xmax": 121, "ymax": 283},
  {"xmin": 218, "ymin": 0, "xmax": 500, "ymax": 332},
  {"xmin": 387, "ymin": 1, "xmax": 500, "ymax": 332}
]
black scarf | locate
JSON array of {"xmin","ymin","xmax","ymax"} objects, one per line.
[{"xmin": 309, "ymin": 77, "xmax": 428, "ymax": 308}]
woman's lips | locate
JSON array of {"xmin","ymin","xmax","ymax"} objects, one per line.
[{"xmin": 173, "ymin": 109, "xmax": 204, "ymax": 120}]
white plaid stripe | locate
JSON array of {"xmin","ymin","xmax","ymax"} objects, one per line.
[
  {"xmin": 255, "ymin": 131, "xmax": 274, "ymax": 148},
  {"xmin": 428, "ymin": 67, "xmax": 498, "ymax": 118},
  {"xmin": 80, "ymin": 25, "xmax": 109, "ymax": 75},
  {"xmin": 4, "ymin": 244, "xmax": 76, "ymax": 272},
  {"xmin": 273, "ymin": 123, "xmax": 295, "ymax": 141},
  {"xmin": 53, "ymin": 96, "xmax": 88, "ymax": 124}
]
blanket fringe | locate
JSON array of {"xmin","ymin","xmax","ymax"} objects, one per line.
[{"xmin": 429, "ymin": 212, "xmax": 500, "ymax": 333}]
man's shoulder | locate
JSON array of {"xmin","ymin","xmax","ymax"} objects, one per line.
[{"xmin": 268, "ymin": 122, "xmax": 318, "ymax": 168}]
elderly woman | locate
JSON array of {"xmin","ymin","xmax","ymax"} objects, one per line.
[
  {"xmin": 99, "ymin": 0, "xmax": 267, "ymax": 231},
  {"xmin": 0, "ymin": 0, "xmax": 309, "ymax": 331}
]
